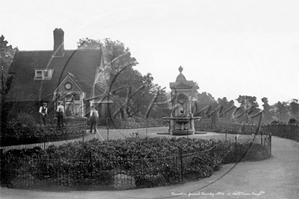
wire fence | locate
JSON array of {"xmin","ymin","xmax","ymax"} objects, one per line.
[
  {"xmin": 0, "ymin": 144, "xmax": 215, "ymax": 189},
  {"xmin": 0, "ymin": 134, "xmax": 272, "ymax": 190}
]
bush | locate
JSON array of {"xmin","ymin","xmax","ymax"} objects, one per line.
[
  {"xmin": 288, "ymin": 118, "xmax": 298, "ymax": 125},
  {"xmin": 16, "ymin": 113, "xmax": 37, "ymax": 127},
  {"xmin": 108, "ymin": 117, "xmax": 165, "ymax": 129}
]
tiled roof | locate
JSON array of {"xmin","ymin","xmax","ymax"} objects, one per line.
[{"xmin": 6, "ymin": 49, "xmax": 102, "ymax": 102}]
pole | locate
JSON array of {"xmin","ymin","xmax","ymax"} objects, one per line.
[
  {"xmin": 146, "ymin": 119, "xmax": 148, "ymax": 138},
  {"xmin": 178, "ymin": 147, "xmax": 183, "ymax": 183},
  {"xmin": 1, "ymin": 66, "xmax": 4, "ymax": 135},
  {"xmin": 106, "ymin": 117, "xmax": 109, "ymax": 140},
  {"xmin": 269, "ymin": 133, "xmax": 272, "ymax": 155},
  {"xmin": 82, "ymin": 122, "xmax": 85, "ymax": 142},
  {"xmin": 1, "ymin": 66, "xmax": 3, "ymax": 93}
]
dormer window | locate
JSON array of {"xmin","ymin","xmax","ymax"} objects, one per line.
[{"xmin": 34, "ymin": 69, "xmax": 53, "ymax": 80}]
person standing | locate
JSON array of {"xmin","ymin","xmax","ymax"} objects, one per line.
[
  {"xmin": 56, "ymin": 102, "xmax": 64, "ymax": 127},
  {"xmin": 39, "ymin": 102, "xmax": 48, "ymax": 126},
  {"xmin": 90, "ymin": 106, "xmax": 99, "ymax": 134}
]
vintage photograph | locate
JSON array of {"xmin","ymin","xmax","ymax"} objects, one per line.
[{"xmin": 0, "ymin": 0, "xmax": 298, "ymax": 198}]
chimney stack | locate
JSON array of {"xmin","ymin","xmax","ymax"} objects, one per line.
[{"xmin": 53, "ymin": 28, "xmax": 64, "ymax": 57}]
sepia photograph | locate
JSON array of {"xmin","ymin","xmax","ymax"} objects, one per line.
[{"xmin": 0, "ymin": 0, "xmax": 298, "ymax": 198}]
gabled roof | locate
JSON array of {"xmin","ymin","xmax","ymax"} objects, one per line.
[
  {"xmin": 6, "ymin": 49, "xmax": 102, "ymax": 102},
  {"xmin": 54, "ymin": 73, "xmax": 85, "ymax": 93}
]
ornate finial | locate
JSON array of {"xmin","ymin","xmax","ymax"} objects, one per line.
[{"xmin": 179, "ymin": 66, "xmax": 183, "ymax": 73}]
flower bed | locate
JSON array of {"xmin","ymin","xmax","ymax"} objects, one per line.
[
  {"xmin": 0, "ymin": 137, "xmax": 271, "ymax": 189},
  {"xmin": 1, "ymin": 118, "xmax": 87, "ymax": 146}
]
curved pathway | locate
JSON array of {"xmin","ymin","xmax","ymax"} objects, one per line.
[{"xmin": 0, "ymin": 131, "xmax": 298, "ymax": 199}]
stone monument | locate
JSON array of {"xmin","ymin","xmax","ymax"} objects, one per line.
[{"xmin": 163, "ymin": 66, "xmax": 201, "ymax": 135}]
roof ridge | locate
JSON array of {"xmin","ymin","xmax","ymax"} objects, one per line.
[
  {"xmin": 18, "ymin": 50, "xmax": 52, "ymax": 52},
  {"xmin": 19, "ymin": 49, "xmax": 101, "ymax": 52}
]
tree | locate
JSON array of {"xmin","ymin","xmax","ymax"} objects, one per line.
[
  {"xmin": 0, "ymin": 35, "xmax": 17, "ymax": 96},
  {"xmin": 270, "ymin": 101, "xmax": 290, "ymax": 122},
  {"xmin": 78, "ymin": 38, "xmax": 169, "ymax": 119},
  {"xmin": 144, "ymin": 85, "xmax": 168, "ymax": 118},
  {"xmin": 234, "ymin": 95, "xmax": 262, "ymax": 124},
  {"xmin": 0, "ymin": 35, "xmax": 17, "ymax": 133},
  {"xmin": 77, "ymin": 38, "xmax": 101, "ymax": 49},
  {"xmin": 236, "ymin": 95, "xmax": 259, "ymax": 110},
  {"xmin": 261, "ymin": 97, "xmax": 273, "ymax": 124},
  {"xmin": 217, "ymin": 97, "xmax": 235, "ymax": 119},
  {"xmin": 0, "ymin": 35, "xmax": 17, "ymax": 87},
  {"xmin": 194, "ymin": 92, "xmax": 217, "ymax": 114},
  {"xmin": 196, "ymin": 92, "xmax": 216, "ymax": 105},
  {"xmin": 289, "ymin": 99, "xmax": 299, "ymax": 121},
  {"xmin": 190, "ymin": 81, "xmax": 199, "ymax": 99}
]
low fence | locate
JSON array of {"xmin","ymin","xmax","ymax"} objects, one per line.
[
  {"xmin": 196, "ymin": 119, "xmax": 298, "ymax": 141},
  {"xmin": 0, "ymin": 146, "xmax": 215, "ymax": 189},
  {"xmin": 195, "ymin": 119, "xmax": 260, "ymax": 134},
  {"xmin": 261, "ymin": 124, "xmax": 298, "ymax": 142},
  {"xmin": 0, "ymin": 134, "xmax": 272, "ymax": 190}
]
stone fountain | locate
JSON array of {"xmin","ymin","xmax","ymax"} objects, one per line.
[{"xmin": 163, "ymin": 66, "xmax": 201, "ymax": 135}]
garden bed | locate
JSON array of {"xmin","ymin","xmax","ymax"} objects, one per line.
[
  {"xmin": 0, "ymin": 137, "xmax": 271, "ymax": 189},
  {"xmin": 1, "ymin": 124, "xmax": 87, "ymax": 146},
  {"xmin": 1, "ymin": 116, "xmax": 88, "ymax": 146}
]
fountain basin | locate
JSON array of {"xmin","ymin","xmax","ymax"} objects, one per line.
[{"xmin": 163, "ymin": 116, "xmax": 201, "ymax": 135}]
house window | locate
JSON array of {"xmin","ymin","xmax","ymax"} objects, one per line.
[{"xmin": 34, "ymin": 69, "xmax": 53, "ymax": 80}]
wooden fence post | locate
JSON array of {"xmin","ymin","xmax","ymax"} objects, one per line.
[
  {"xmin": 89, "ymin": 151, "xmax": 93, "ymax": 178},
  {"xmin": 82, "ymin": 129, "xmax": 84, "ymax": 142},
  {"xmin": 106, "ymin": 117, "xmax": 109, "ymax": 140},
  {"xmin": 235, "ymin": 136, "xmax": 237, "ymax": 144},
  {"xmin": 0, "ymin": 148, "xmax": 2, "ymax": 179},
  {"xmin": 269, "ymin": 133, "xmax": 272, "ymax": 156},
  {"xmin": 178, "ymin": 147, "xmax": 183, "ymax": 183}
]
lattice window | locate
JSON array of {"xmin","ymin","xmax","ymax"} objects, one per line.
[{"xmin": 34, "ymin": 69, "xmax": 53, "ymax": 80}]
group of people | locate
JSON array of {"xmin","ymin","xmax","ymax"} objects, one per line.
[
  {"xmin": 39, "ymin": 102, "xmax": 99, "ymax": 133},
  {"xmin": 39, "ymin": 102, "xmax": 65, "ymax": 127}
]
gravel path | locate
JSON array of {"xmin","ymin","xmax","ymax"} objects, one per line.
[{"xmin": 0, "ymin": 128, "xmax": 298, "ymax": 199}]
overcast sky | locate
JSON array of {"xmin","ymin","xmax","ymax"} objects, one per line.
[{"xmin": 1, "ymin": 0, "xmax": 299, "ymax": 107}]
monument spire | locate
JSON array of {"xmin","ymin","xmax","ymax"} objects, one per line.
[{"xmin": 179, "ymin": 66, "xmax": 183, "ymax": 73}]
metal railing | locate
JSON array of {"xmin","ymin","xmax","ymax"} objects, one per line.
[{"xmin": 1, "ymin": 135, "xmax": 272, "ymax": 190}]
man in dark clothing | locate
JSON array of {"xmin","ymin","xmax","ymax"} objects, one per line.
[{"xmin": 39, "ymin": 102, "xmax": 48, "ymax": 126}]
